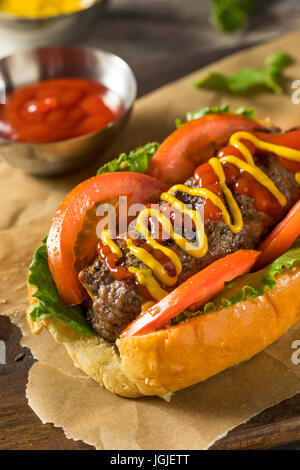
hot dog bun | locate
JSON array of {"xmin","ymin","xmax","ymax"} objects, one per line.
[{"xmin": 26, "ymin": 264, "xmax": 300, "ymax": 399}]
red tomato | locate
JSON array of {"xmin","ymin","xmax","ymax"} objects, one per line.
[
  {"xmin": 254, "ymin": 130, "xmax": 300, "ymax": 174},
  {"xmin": 254, "ymin": 199, "xmax": 300, "ymax": 270},
  {"xmin": 147, "ymin": 113, "xmax": 261, "ymax": 185},
  {"xmin": 47, "ymin": 172, "xmax": 167, "ymax": 306},
  {"xmin": 121, "ymin": 249, "xmax": 260, "ymax": 338}
]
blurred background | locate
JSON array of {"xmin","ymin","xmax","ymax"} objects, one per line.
[{"xmin": 0, "ymin": 0, "xmax": 300, "ymax": 96}]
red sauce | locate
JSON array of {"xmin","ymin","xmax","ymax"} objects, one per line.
[
  {"xmin": 133, "ymin": 238, "xmax": 177, "ymax": 278},
  {"xmin": 97, "ymin": 241, "xmax": 132, "ymax": 282},
  {"xmin": 98, "ymin": 131, "xmax": 300, "ymax": 296},
  {"xmin": 160, "ymin": 203, "xmax": 196, "ymax": 233},
  {"xmin": 0, "ymin": 78, "xmax": 124, "ymax": 143},
  {"xmin": 193, "ymin": 162, "xmax": 223, "ymax": 223},
  {"xmin": 193, "ymin": 137, "xmax": 285, "ymax": 222},
  {"xmin": 143, "ymin": 202, "xmax": 198, "ymax": 246},
  {"xmin": 97, "ymin": 239, "xmax": 157, "ymax": 301},
  {"xmin": 220, "ymin": 145, "xmax": 282, "ymax": 217},
  {"xmin": 135, "ymin": 284, "xmax": 154, "ymax": 301}
]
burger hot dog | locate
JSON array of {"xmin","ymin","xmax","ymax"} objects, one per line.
[{"xmin": 27, "ymin": 111, "xmax": 300, "ymax": 398}]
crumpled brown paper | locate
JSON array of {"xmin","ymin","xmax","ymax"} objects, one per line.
[{"xmin": 1, "ymin": 30, "xmax": 300, "ymax": 450}]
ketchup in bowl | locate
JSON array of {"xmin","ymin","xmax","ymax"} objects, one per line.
[{"xmin": 0, "ymin": 78, "xmax": 124, "ymax": 143}]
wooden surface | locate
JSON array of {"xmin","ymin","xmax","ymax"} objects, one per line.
[
  {"xmin": 1, "ymin": 315, "xmax": 300, "ymax": 450},
  {"xmin": 1, "ymin": 0, "xmax": 300, "ymax": 451}
]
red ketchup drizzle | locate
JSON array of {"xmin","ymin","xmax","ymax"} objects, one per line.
[
  {"xmin": 97, "ymin": 239, "xmax": 162, "ymax": 301},
  {"xmin": 193, "ymin": 138, "xmax": 283, "ymax": 220},
  {"xmin": 97, "ymin": 241, "xmax": 132, "ymax": 282},
  {"xmin": 133, "ymin": 238, "xmax": 176, "ymax": 278},
  {"xmin": 98, "ymin": 131, "xmax": 300, "ymax": 301},
  {"xmin": 193, "ymin": 162, "xmax": 223, "ymax": 223}
]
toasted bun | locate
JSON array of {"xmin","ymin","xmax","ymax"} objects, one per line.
[{"xmin": 27, "ymin": 265, "xmax": 300, "ymax": 399}]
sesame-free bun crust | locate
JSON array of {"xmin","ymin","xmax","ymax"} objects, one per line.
[{"xmin": 27, "ymin": 265, "xmax": 300, "ymax": 399}]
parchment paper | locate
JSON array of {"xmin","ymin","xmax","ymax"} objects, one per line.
[{"xmin": 1, "ymin": 30, "xmax": 300, "ymax": 450}]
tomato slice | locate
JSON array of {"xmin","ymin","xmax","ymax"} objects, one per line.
[
  {"xmin": 254, "ymin": 199, "xmax": 300, "ymax": 270},
  {"xmin": 47, "ymin": 172, "xmax": 167, "ymax": 306},
  {"xmin": 147, "ymin": 113, "xmax": 261, "ymax": 185},
  {"xmin": 254, "ymin": 130, "xmax": 300, "ymax": 174},
  {"xmin": 121, "ymin": 249, "xmax": 260, "ymax": 338}
]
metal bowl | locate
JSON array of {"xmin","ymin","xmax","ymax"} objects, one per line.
[
  {"xmin": 0, "ymin": 46, "xmax": 137, "ymax": 175},
  {"xmin": 0, "ymin": 1, "xmax": 108, "ymax": 52}
]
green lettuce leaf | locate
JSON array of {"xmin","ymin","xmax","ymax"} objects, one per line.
[
  {"xmin": 175, "ymin": 105, "xmax": 255, "ymax": 128},
  {"xmin": 193, "ymin": 52, "xmax": 292, "ymax": 94},
  {"xmin": 97, "ymin": 142, "xmax": 160, "ymax": 175},
  {"xmin": 28, "ymin": 238, "xmax": 95, "ymax": 336},
  {"xmin": 172, "ymin": 237, "xmax": 300, "ymax": 324},
  {"xmin": 210, "ymin": 0, "xmax": 255, "ymax": 33}
]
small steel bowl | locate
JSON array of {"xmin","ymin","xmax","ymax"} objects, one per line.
[
  {"xmin": 0, "ymin": 46, "xmax": 137, "ymax": 175},
  {"xmin": 0, "ymin": 1, "xmax": 108, "ymax": 51}
]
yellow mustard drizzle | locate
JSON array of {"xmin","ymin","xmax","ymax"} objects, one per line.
[
  {"xmin": 161, "ymin": 187, "xmax": 207, "ymax": 255},
  {"xmin": 101, "ymin": 131, "xmax": 300, "ymax": 301},
  {"xmin": 217, "ymin": 155, "xmax": 287, "ymax": 206},
  {"xmin": 127, "ymin": 236, "xmax": 181, "ymax": 288},
  {"xmin": 128, "ymin": 267, "xmax": 168, "ymax": 301},
  {"xmin": 141, "ymin": 301, "xmax": 156, "ymax": 312},
  {"xmin": 207, "ymin": 159, "xmax": 244, "ymax": 233},
  {"xmin": 100, "ymin": 229, "xmax": 123, "ymax": 258},
  {"xmin": 230, "ymin": 131, "xmax": 300, "ymax": 186}
]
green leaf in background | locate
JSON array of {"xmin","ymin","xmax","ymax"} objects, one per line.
[
  {"xmin": 186, "ymin": 104, "xmax": 230, "ymax": 120},
  {"xmin": 175, "ymin": 105, "xmax": 255, "ymax": 128},
  {"xmin": 28, "ymin": 238, "xmax": 95, "ymax": 336},
  {"xmin": 234, "ymin": 106, "xmax": 256, "ymax": 118},
  {"xmin": 210, "ymin": 0, "xmax": 255, "ymax": 33},
  {"xmin": 266, "ymin": 51, "xmax": 293, "ymax": 76},
  {"xmin": 193, "ymin": 52, "xmax": 292, "ymax": 94},
  {"xmin": 172, "ymin": 237, "xmax": 300, "ymax": 325},
  {"xmin": 97, "ymin": 142, "xmax": 160, "ymax": 175}
]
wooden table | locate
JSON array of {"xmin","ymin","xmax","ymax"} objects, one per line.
[
  {"xmin": 1, "ymin": 0, "xmax": 300, "ymax": 451},
  {"xmin": 1, "ymin": 315, "xmax": 300, "ymax": 450}
]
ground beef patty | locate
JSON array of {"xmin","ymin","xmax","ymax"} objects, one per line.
[{"xmin": 79, "ymin": 155, "xmax": 300, "ymax": 342}]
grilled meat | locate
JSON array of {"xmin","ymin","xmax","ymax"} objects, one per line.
[{"xmin": 79, "ymin": 155, "xmax": 300, "ymax": 342}]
